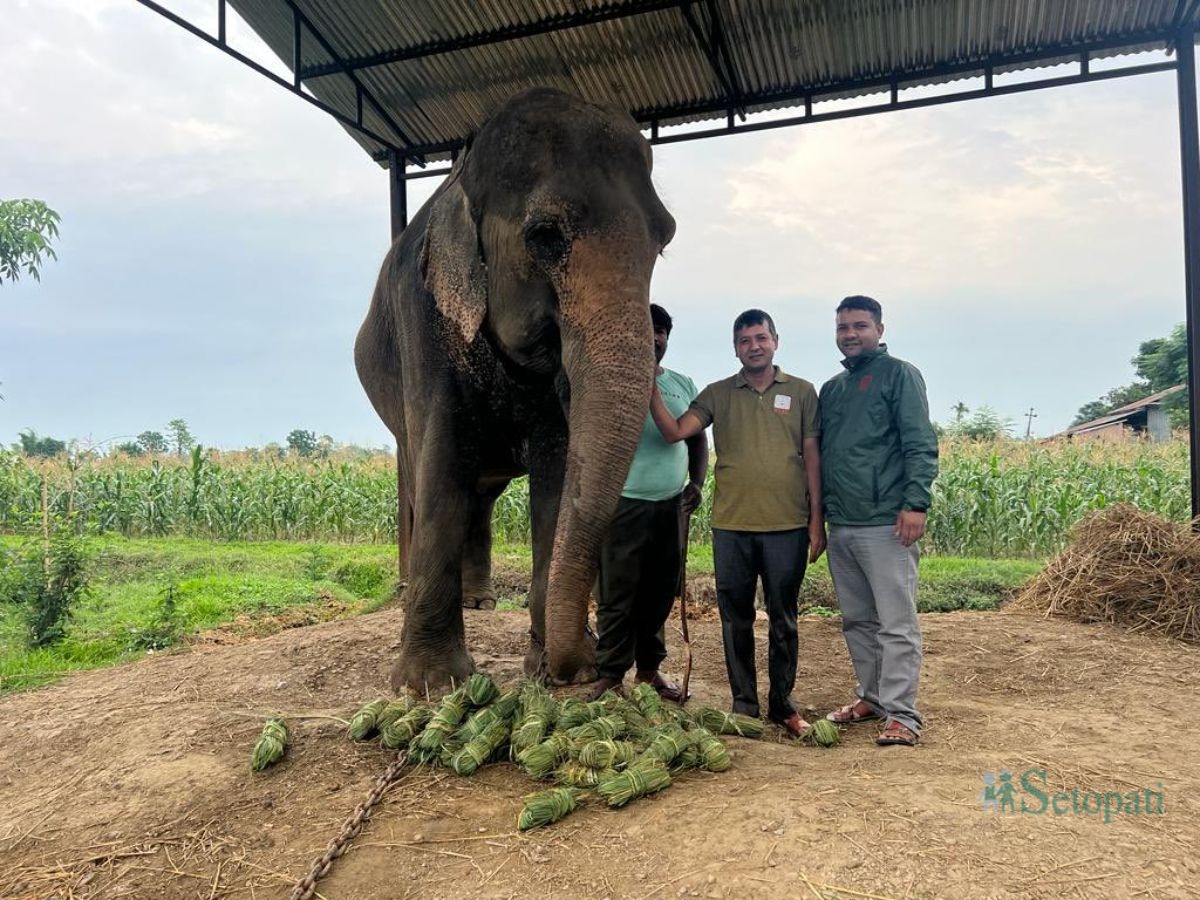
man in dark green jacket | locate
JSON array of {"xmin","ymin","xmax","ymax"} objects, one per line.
[{"xmin": 819, "ymin": 295, "xmax": 938, "ymax": 747}]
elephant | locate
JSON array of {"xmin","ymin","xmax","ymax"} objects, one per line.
[{"xmin": 354, "ymin": 88, "xmax": 676, "ymax": 692}]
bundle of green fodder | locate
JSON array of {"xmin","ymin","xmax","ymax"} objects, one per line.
[
  {"xmin": 323, "ymin": 677, "xmax": 846, "ymax": 830},
  {"xmin": 337, "ymin": 676, "xmax": 782, "ymax": 830},
  {"xmin": 1011, "ymin": 503, "xmax": 1200, "ymax": 643}
]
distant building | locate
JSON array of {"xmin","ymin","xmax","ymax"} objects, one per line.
[{"xmin": 1060, "ymin": 385, "xmax": 1185, "ymax": 442}]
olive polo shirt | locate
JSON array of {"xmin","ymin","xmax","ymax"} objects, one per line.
[{"xmin": 689, "ymin": 367, "xmax": 820, "ymax": 532}]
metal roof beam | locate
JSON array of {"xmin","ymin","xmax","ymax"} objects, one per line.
[
  {"xmin": 297, "ymin": 0, "xmax": 688, "ymax": 79},
  {"xmin": 648, "ymin": 59, "xmax": 1176, "ymax": 147},
  {"xmin": 278, "ymin": 0, "xmax": 424, "ymax": 164},
  {"xmin": 678, "ymin": 1, "xmax": 746, "ymax": 119},
  {"xmin": 634, "ymin": 27, "xmax": 1179, "ymax": 127},
  {"xmin": 391, "ymin": 55, "xmax": 1175, "ymax": 170}
]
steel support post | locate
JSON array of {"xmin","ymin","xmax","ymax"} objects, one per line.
[
  {"xmin": 387, "ymin": 149, "xmax": 412, "ymax": 574},
  {"xmin": 388, "ymin": 149, "xmax": 408, "ymax": 237},
  {"xmin": 1176, "ymin": 31, "xmax": 1200, "ymax": 521}
]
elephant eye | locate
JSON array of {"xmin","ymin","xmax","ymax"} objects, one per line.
[{"xmin": 524, "ymin": 219, "xmax": 569, "ymax": 265}]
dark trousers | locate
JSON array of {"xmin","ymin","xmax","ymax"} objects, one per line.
[
  {"xmin": 594, "ymin": 494, "xmax": 683, "ymax": 680},
  {"xmin": 712, "ymin": 527, "xmax": 809, "ymax": 719}
]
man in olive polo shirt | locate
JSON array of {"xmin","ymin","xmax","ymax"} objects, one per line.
[{"xmin": 650, "ymin": 309, "xmax": 824, "ymax": 736}]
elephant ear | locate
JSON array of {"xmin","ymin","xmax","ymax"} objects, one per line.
[{"xmin": 421, "ymin": 166, "xmax": 487, "ymax": 347}]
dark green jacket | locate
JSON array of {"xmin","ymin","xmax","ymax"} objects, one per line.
[{"xmin": 819, "ymin": 346, "xmax": 938, "ymax": 526}]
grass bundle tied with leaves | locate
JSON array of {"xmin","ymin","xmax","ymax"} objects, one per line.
[
  {"xmin": 251, "ymin": 718, "xmax": 288, "ymax": 772},
  {"xmin": 1011, "ymin": 503, "xmax": 1200, "ymax": 643},
  {"xmin": 263, "ymin": 672, "xmax": 845, "ymax": 832}
]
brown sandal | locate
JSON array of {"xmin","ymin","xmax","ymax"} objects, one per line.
[
  {"xmin": 826, "ymin": 700, "xmax": 881, "ymax": 725},
  {"xmin": 876, "ymin": 721, "xmax": 918, "ymax": 746},
  {"xmin": 587, "ymin": 676, "xmax": 625, "ymax": 701},
  {"xmin": 635, "ymin": 671, "xmax": 685, "ymax": 704}
]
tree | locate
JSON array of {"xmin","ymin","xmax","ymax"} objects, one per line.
[
  {"xmin": 16, "ymin": 428, "xmax": 66, "ymax": 457},
  {"xmin": 287, "ymin": 429, "xmax": 318, "ymax": 457},
  {"xmin": 166, "ymin": 419, "xmax": 195, "ymax": 457},
  {"xmin": 114, "ymin": 441, "xmax": 144, "ymax": 456},
  {"xmin": 945, "ymin": 406, "xmax": 1015, "ymax": 441},
  {"xmin": 1073, "ymin": 325, "xmax": 1189, "ymax": 426},
  {"xmin": 137, "ymin": 430, "xmax": 168, "ymax": 454},
  {"xmin": 0, "ymin": 199, "xmax": 61, "ymax": 284}
]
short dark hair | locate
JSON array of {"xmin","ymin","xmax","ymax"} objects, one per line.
[
  {"xmin": 732, "ymin": 308, "xmax": 777, "ymax": 338},
  {"xmin": 837, "ymin": 295, "xmax": 883, "ymax": 325},
  {"xmin": 650, "ymin": 303, "xmax": 673, "ymax": 334}
]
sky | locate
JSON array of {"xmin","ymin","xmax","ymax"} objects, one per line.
[{"xmin": 0, "ymin": 0, "xmax": 1191, "ymax": 450}]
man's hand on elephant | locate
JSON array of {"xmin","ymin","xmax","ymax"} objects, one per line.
[
  {"xmin": 680, "ymin": 481, "xmax": 703, "ymax": 516},
  {"xmin": 895, "ymin": 510, "xmax": 926, "ymax": 546},
  {"xmin": 808, "ymin": 518, "xmax": 826, "ymax": 562}
]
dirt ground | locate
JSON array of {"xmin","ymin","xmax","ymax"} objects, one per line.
[{"xmin": 2, "ymin": 590, "xmax": 1199, "ymax": 900}]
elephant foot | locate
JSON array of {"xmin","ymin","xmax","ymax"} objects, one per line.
[
  {"xmin": 461, "ymin": 590, "xmax": 497, "ymax": 611},
  {"xmin": 390, "ymin": 644, "xmax": 475, "ymax": 696},
  {"xmin": 523, "ymin": 631, "xmax": 548, "ymax": 681},
  {"xmin": 545, "ymin": 641, "xmax": 598, "ymax": 686}
]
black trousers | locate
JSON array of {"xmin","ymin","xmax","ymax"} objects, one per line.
[
  {"xmin": 594, "ymin": 493, "xmax": 683, "ymax": 680},
  {"xmin": 712, "ymin": 527, "xmax": 809, "ymax": 719}
]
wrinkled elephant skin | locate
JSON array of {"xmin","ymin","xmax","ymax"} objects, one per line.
[{"xmin": 354, "ymin": 88, "xmax": 675, "ymax": 692}]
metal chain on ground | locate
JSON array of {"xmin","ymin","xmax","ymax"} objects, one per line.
[{"xmin": 289, "ymin": 751, "xmax": 410, "ymax": 900}]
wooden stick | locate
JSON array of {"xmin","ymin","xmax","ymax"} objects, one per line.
[{"xmin": 676, "ymin": 508, "xmax": 694, "ymax": 703}]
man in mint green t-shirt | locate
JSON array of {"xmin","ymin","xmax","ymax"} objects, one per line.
[{"xmin": 591, "ymin": 304, "xmax": 708, "ymax": 701}]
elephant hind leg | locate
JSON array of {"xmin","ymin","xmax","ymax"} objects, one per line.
[{"xmin": 461, "ymin": 482, "xmax": 507, "ymax": 610}]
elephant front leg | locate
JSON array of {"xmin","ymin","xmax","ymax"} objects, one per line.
[{"xmin": 391, "ymin": 446, "xmax": 477, "ymax": 693}]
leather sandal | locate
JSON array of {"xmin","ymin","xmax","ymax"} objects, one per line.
[
  {"xmin": 634, "ymin": 671, "xmax": 685, "ymax": 704},
  {"xmin": 768, "ymin": 711, "xmax": 811, "ymax": 738},
  {"xmin": 876, "ymin": 721, "xmax": 919, "ymax": 746},
  {"xmin": 587, "ymin": 676, "xmax": 625, "ymax": 701},
  {"xmin": 826, "ymin": 699, "xmax": 881, "ymax": 725}
]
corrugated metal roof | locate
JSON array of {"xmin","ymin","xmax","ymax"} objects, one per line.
[{"xmin": 224, "ymin": 0, "xmax": 1195, "ymax": 165}]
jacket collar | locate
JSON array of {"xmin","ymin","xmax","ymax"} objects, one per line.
[{"xmin": 841, "ymin": 343, "xmax": 889, "ymax": 371}]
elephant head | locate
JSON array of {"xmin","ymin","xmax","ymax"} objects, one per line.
[{"xmin": 421, "ymin": 88, "xmax": 676, "ymax": 682}]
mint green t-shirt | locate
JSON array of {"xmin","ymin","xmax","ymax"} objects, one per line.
[{"xmin": 623, "ymin": 368, "xmax": 699, "ymax": 501}]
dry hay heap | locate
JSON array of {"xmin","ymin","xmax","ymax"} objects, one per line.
[{"xmin": 1012, "ymin": 503, "xmax": 1200, "ymax": 643}]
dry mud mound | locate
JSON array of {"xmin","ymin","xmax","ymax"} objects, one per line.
[{"xmin": 2, "ymin": 603, "xmax": 1199, "ymax": 899}]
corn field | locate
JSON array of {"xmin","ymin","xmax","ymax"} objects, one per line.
[{"xmin": 0, "ymin": 439, "xmax": 1190, "ymax": 556}]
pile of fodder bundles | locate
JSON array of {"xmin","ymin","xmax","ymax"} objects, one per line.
[
  {"xmin": 246, "ymin": 676, "xmax": 845, "ymax": 827},
  {"xmin": 1011, "ymin": 504, "xmax": 1200, "ymax": 643}
]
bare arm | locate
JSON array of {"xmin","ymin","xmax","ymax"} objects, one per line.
[
  {"xmin": 803, "ymin": 436, "xmax": 826, "ymax": 562},
  {"xmin": 651, "ymin": 382, "xmax": 706, "ymax": 444},
  {"xmin": 680, "ymin": 431, "xmax": 710, "ymax": 515}
]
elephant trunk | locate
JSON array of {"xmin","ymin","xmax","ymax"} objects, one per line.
[{"xmin": 543, "ymin": 240, "xmax": 656, "ymax": 682}]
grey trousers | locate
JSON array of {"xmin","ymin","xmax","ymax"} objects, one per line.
[{"xmin": 826, "ymin": 525, "xmax": 923, "ymax": 733}]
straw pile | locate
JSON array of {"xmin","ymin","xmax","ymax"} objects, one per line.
[{"xmin": 1011, "ymin": 504, "xmax": 1200, "ymax": 643}]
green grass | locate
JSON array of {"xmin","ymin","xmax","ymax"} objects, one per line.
[
  {"xmin": 0, "ymin": 535, "xmax": 1041, "ymax": 695},
  {"xmin": 673, "ymin": 545, "xmax": 1039, "ymax": 614},
  {"xmin": 0, "ymin": 535, "xmax": 400, "ymax": 693}
]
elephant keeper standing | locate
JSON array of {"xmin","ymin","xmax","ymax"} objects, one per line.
[
  {"xmin": 591, "ymin": 304, "xmax": 709, "ymax": 702},
  {"xmin": 650, "ymin": 308, "xmax": 824, "ymax": 736},
  {"xmin": 820, "ymin": 295, "xmax": 938, "ymax": 747}
]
